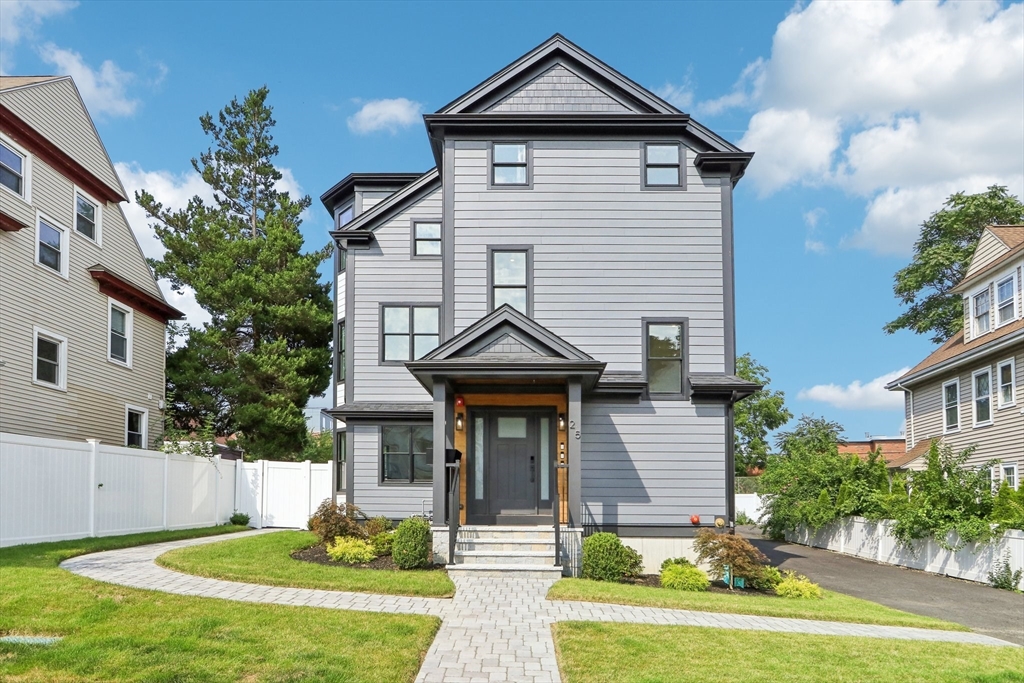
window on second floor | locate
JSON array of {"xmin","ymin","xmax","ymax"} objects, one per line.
[
  {"xmin": 646, "ymin": 320, "xmax": 686, "ymax": 397},
  {"xmin": 36, "ymin": 215, "xmax": 67, "ymax": 278},
  {"xmin": 0, "ymin": 140, "xmax": 25, "ymax": 196},
  {"xmin": 998, "ymin": 358, "xmax": 1015, "ymax": 408},
  {"xmin": 336, "ymin": 319, "xmax": 346, "ymax": 382},
  {"xmin": 381, "ymin": 305, "xmax": 439, "ymax": 363},
  {"xmin": 492, "ymin": 143, "xmax": 528, "ymax": 186},
  {"xmin": 942, "ymin": 378, "xmax": 960, "ymax": 432},
  {"xmin": 75, "ymin": 191, "xmax": 100, "ymax": 242},
  {"xmin": 644, "ymin": 143, "xmax": 683, "ymax": 188},
  {"xmin": 109, "ymin": 301, "xmax": 132, "ymax": 366},
  {"xmin": 973, "ymin": 289, "xmax": 990, "ymax": 335},
  {"xmin": 490, "ymin": 249, "xmax": 530, "ymax": 315},
  {"xmin": 413, "ymin": 222, "xmax": 441, "ymax": 257},
  {"xmin": 996, "ymin": 275, "xmax": 1016, "ymax": 326},
  {"xmin": 973, "ymin": 368, "xmax": 992, "ymax": 426}
]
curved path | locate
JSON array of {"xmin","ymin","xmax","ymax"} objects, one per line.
[{"xmin": 61, "ymin": 530, "xmax": 1016, "ymax": 683}]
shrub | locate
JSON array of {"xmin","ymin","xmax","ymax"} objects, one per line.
[
  {"xmin": 365, "ymin": 516, "xmax": 393, "ymax": 537},
  {"xmin": 326, "ymin": 536, "xmax": 377, "ymax": 564},
  {"xmin": 370, "ymin": 531, "xmax": 395, "ymax": 556},
  {"xmin": 988, "ymin": 552, "xmax": 1023, "ymax": 592},
  {"xmin": 775, "ymin": 571, "xmax": 823, "ymax": 599},
  {"xmin": 660, "ymin": 557, "xmax": 694, "ymax": 571},
  {"xmin": 392, "ymin": 517, "xmax": 432, "ymax": 569},
  {"xmin": 693, "ymin": 529, "xmax": 769, "ymax": 585},
  {"xmin": 751, "ymin": 565, "xmax": 783, "ymax": 591},
  {"xmin": 229, "ymin": 512, "xmax": 250, "ymax": 526},
  {"xmin": 660, "ymin": 563, "xmax": 709, "ymax": 591},
  {"xmin": 308, "ymin": 500, "xmax": 367, "ymax": 544},
  {"xmin": 581, "ymin": 533, "xmax": 643, "ymax": 582},
  {"xmin": 735, "ymin": 511, "xmax": 755, "ymax": 526}
]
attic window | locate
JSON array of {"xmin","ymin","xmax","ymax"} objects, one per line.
[
  {"xmin": 996, "ymin": 275, "xmax": 1015, "ymax": 326},
  {"xmin": 0, "ymin": 140, "xmax": 25, "ymax": 196},
  {"xmin": 973, "ymin": 290, "xmax": 990, "ymax": 335},
  {"xmin": 644, "ymin": 143, "xmax": 683, "ymax": 188},
  {"xmin": 492, "ymin": 143, "xmax": 528, "ymax": 186}
]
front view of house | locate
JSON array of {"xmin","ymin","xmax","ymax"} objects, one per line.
[{"xmin": 323, "ymin": 36, "xmax": 758, "ymax": 574}]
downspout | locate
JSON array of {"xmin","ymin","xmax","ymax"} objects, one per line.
[{"xmin": 893, "ymin": 382, "xmax": 915, "ymax": 449}]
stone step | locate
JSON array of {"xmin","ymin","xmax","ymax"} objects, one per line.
[
  {"xmin": 445, "ymin": 563, "xmax": 565, "ymax": 579},
  {"xmin": 454, "ymin": 550, "xmax": 555, "ymax": 565},
  {"xmin": 456, "ymin": 539, "xmax": 556, "ymax": 553},
  {"xmin": 456, "ymin": 526, "xmax": 555, "ymax": 541}
]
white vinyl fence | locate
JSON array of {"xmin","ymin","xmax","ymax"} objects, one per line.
[
  {"xmin": 0, "ymin": 432, "xmax": 332, "ymax": 548},
  {"xmin": 734, "ymin": 493, "xmax": 763, "ymax": 523}
]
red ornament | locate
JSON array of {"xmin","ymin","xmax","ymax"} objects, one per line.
[
  {"xmin": 455, "ymin": 396, "xmax": 465, "ymax": 407},
  {"xmin": 690, "ymin": 514, "xmax": 701, "ymax": 525}
]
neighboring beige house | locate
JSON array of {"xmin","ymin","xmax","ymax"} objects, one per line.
[
  {"xmin": 0, "ymin": 76, "xmax": 181, "ymax": 449},
  {"xmin": 887, "ymin": 226, "xmax": 1024, "ymax": 487}
]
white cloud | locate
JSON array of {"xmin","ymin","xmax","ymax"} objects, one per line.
[
  {"xmin": 38, "ymin": 43, "xmax": 138, "ymax": 117},
  {"xmin": 0, "ymin": 0, "xmax": 76, "ymax": 71},
  {"xmin": 803, "ymin": 208, "xmax": 828, "ymax": 254},
  {"xmin": 347, "ymin": 98, "xmax": 422, "ymax": 134},
  {"xmin": 798, "ymin": 368, "xmax": 911, "ymax": 411},
  {"xmin": 714, "ymin": 0, "xmax": 1024, "ymax": 255},
  {"xmin": 655, "ymin": 81, "xmax": 693, "ymax": 112}
]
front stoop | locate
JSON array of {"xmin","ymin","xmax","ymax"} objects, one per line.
[{"xmin": 444, "ymin": 525, "xmax": 566, "ymax": 578}]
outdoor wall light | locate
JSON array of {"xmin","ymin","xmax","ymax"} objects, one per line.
[
  {"xmin": 558, "ymin": 413, "xmax": 566, "ymax": 431},
  {"xmin": 559, "ymin": 442, "xmax": 565, "ymax": 453},
  {"xmin": 455, "ymin": 395, "xmax": 465, "ymax": 408},
  {"xmin": 455, "ymin": 413, "xmax": 465, "ymax": 431}
]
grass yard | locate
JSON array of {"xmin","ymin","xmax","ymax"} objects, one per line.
[
  {"xmin": 157, "ymin": 530, "xmax": 456, "ymax": 597},
  {"xmin": 0, "ymin": 527, "xmax": 440, "ymax": 682},
  {"xmin": 553, "ymin": 622, "xmax": 1024, "ymax": 683},
  {"xmin": 548, "ymin": 578, "xmax": 967, "ymax": 631}
]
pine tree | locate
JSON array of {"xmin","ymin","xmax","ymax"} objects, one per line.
[{"xmin": 137, "ymin": 87, "xmax": 332, "ymax": 459}]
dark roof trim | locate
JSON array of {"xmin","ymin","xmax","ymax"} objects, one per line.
[
  {"xmin": 332, "ymin": 169, "xmax": 440, "ymax": 236},
  {"xmin": 319, "ymin": 172, "xmax": 423, "ymax": 215},
  {"xmin": 0, "ymin": 211, "xmax": 28, "ymax": 231},
  {"xmin": 325, "ymin": 403, "xmax": 433, "ymax": 420},
  {"xmin": 438, "ymin": 34, "xmax": 679, "ymax": 116},
  {"xmin": 689, "ymin": 373, "xmax": 762, "ymax": 404},
  {"xmin": 329, "ymin": 229, "xmax": 374, "ymax": 249},
  {"xmin": 88, "ymin": 265, "xmax": 183, "ymax": 323},
  {"xmin": 694, "ymin": 152, "xmax": 755, "ymax": 185},
  {"xmin": 0, "ymin": 103, "xmax": 126, "ymax": 203}
]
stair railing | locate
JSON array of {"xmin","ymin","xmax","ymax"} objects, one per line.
[
  {"xmin": 446, "ymin": 452, "xmax": 461, "ymax": 565},
  {"xmin": 553, "ymin": 463, "xmax": 569, "ymax": 567}
]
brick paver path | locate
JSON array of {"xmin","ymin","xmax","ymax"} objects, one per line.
[{"xmin": 60, "ymin": 530, "xmax": 1016, "ymax": 683}]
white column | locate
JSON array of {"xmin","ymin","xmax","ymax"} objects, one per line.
[{"xmin": 86, "ymin": 439, "xmax": 100, "ymax": 537}]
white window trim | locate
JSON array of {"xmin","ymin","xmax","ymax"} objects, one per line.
[
  {"xmin": 942, "ymin": 378, "xmax": 960, "ymax": 433},
  {"xmin": 0, "ymin": 131, "xmax": 31, "ymax": 203},
  {"xmin": 1002, "ymin": 463, "xmax": 1019, "ymax": 491},
  {"xmin": 32, "ymin": 326, "xmax": 67, "ymax": 392},
  {"xmin": 107, "ymin": 298, "xmax": 133, "ymax": 368},
  {"xmin": 970, "ymin": 285, "xmax": 991, "ymax": 337},
  {"xmin": 997, "ymin": 357, "xmax": 1016, "ymax": 409},
  {"xmin": 72, "ymin": 185, "xmax": 103, "ymax": 246},
  {"xmin": 972, "ymin": 367, "xmax": 993, "ymax": 428},
  {"xmin": 994, "ymin": 272, "xmax": 1018, "ymax": 328},
  {"xmin": 125, "ymin": 404, "xmax": 149, "ymax": 449},
  {"xmin": 34, "ymin": 210, "xmax": 69, "ymax": 280}
]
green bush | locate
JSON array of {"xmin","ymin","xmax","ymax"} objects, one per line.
[
  {"xmin": 392, "ymin": 517, "xmax": 432, "ymax": 569},
  {"xmin": 693, "ymin": 529, "xmax": 768, "ymax": 585},
  {"xmin": 325, "ymin": 536, "xmax": 377, "ymax": 564},
  {"xmin": 365, "ymin": 516, "xmax": 393, "ymax": 537},
  {"xmin": 660, "ymin": 556, "xmax": 693, "ymax": 571},
  {"xmin": 988, "ymin": 552, "xmax": 1023, "ymax": 592},
  {"xmin": 775, "ymin": 571, "xmax": 823, "ymax": 599},
  {"xmin": 582, "ymin": 533, "xmax": 644, "ymax": 582},
  {"xmin": 308, "ymin": 500, "xmax": 366, "ymax": 544},
  {"xmin": 229, "ymin": 512, "xmax": 250, "ymax": 526},
  {"xmin": 660, "ymin": 563, "xmax": 709, "ymax": 591},
  {"xmin": 370, "ymin": 531, "xmax": 395, "ymax": 556},
  {"xmin": 735, "ymin": 511, "xmax": 755, "ymax": 526},
  {"xmin": 751, "ymin": 565, "xmax": 783, "ymax": 591},
  {"xmin": 992, "ymin": 482, "xmax": 1024, "ymax": 531}
]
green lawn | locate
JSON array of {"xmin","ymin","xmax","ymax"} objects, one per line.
[
  {"xmin": 0, "ymin": 527, "xmax": 439, "ymax": 682},
  {"xmin": 157, "ymin": 530, "xmax": 456, "ymax": 597},
  {"xmin": 548, "ymin": 578, "xmax": 967, "ymax": 631},
  {"xmin": 553, "ymin": 622, "xmax": 1024, "ymax": 683}
]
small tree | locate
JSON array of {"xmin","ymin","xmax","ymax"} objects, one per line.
[
  {"xmin": 733, "ymin": 353, "xmax": 791, "ymax": 476},
  {"xmin": 693, "ymin": 529, "xmax": 768, "ymax": 587}
]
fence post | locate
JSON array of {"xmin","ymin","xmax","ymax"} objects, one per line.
[
  {"xmin": 162, "ymin": 449, "xmax": 170, "ymax": 530},
  {"xmin": 86, "ymin": 439, "xmax": 99, "ymax": 538},
  {"xmin": 213, "ymin": 453, "xmax": 222, "ymax": 525},
  {"xmin": 234, "ymin": 455, "xmax": 242, "ymax": 522},
  {"xmin": 304, "ymin": 459, "xmax": 312, "ymax": 521},
  {"xmin": 259, "ymin": 459, "xmax": 267, "ymax": 528}
]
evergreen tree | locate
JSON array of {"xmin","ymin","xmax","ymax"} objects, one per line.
[
  {"xmin": 733, "ymin": 353, "xmax": 791, "ymax": 476},
  {"xmin": 138, "ymin": 87, "xmax": 332, "ymax": 459}
]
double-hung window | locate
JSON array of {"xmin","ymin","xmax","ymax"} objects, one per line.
[
  {"xmin": 381, "ymin": 425, "xmax": 432, "ymax": 483},
  {"xmin": 109, "ymin": 301, "xmax": 132, "ymax": 366},
  {"xmin": 996, "ymin": 275, "xmax": 1016, "ymax": 326},
  {"xmin": 973, "ymin": 289, "xmax": 991, "ymax": 335},
  {"xmin": 413, "ymin": 222, "xmax": 441, "ymax": 257},
  {"xmin": 337, "ymin": 204, "xmax": 354, "ymax": 228},
  {"xmin": 381, "ymin": 305, "xmax": 439, "ymax": 362},
  {"xmin": 646, "ymin": 320, "xmax": 686, "ymax": 397},
  {"xmin": 942, "ymin": 379, "xmax": 960, "ymax": 432},
  {"xmin": 36, "ymin": 215, "xmax": 67, "ymax": 277},
  {"xmin": 997, "ymin": 359, "xmax": 1015, "ymax": 408},
  {"xmin": 1003, "ymin": 464, "xmax": 1019, "ymax": 491},
  {"xmin": 75, "ymin": 191, "xmax": 100, "ymax": 242},
  {"xmin": 973, "ymin": 368, "xmax": 992, "ymax": 426},
  {"xmin": 492, "ymin": 143, "xmax": 528, "ymax": 186},
  {"xmin": 336, "ymin": 320, "xmax": 346, "ymax": 382},
  {"xmin": 33, "ymin": 327, "xmax": 67, "ymax": 390},
  {"xmin": 335, "ymin": 431, "xmax": 347, "ymax": 492},
  {"xmin": 490, "ymin": 249, "xmax": 530, "ymax": 314},
  {"xmin": 126, "ymin": 407, "xmax": 147, "ymax": 448},
  {"xmin": 0, "ymin": 140, "xmax": 25, "ymax": 196},
  {"xmin": 644, "ymin": 143, "xmax": 683, "ymax": 188}
]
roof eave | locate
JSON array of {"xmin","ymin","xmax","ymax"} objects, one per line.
[
  {"xmin": 319, "ymin": 172, "xmax": 423, "ymax": 215},
  {"xmin": 886, "ymin": 328, "xmax": 1024, "ymax": 389}
]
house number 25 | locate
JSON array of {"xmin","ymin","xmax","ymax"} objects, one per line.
[{"xmin": 569, "ymin": 420, "xmax": 580, "ymax": 439}]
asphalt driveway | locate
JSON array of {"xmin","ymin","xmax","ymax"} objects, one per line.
[{"xmin": 737, "ymin": 526, "xmax": 1024, "ymax": 646}]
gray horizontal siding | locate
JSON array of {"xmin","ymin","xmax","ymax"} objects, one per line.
[
  {"xmin": 580, "ymin": 400, "xmax": 727, "ymax": 525},
  {"xmin": 351, "ymin": 188, "xmax": 442, "ymax": 402},
  {"xmin": 350, "ymin": 424, "xmax": 433, "ymax": 518}
]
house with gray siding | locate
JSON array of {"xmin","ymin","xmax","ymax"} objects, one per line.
[
  {"xmin": 322, "ymin": 36, "xmax": 758, "ymax": 574},
  {"xmin": 886, "ymin": 225, "xmax": 1023, "ymax": 486},
  {"xmin": 0, "ymin": 76, "xmax": 182, "ymax": 449}
]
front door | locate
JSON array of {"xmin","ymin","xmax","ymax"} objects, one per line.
[{"xmin": 467, "ymin": 410, "xmax": 554, "ymax": 524}]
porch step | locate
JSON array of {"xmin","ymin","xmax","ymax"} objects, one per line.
[
  {"xmin": 454, "ymin": 550, "xmax": 554, "ymax": 565},
  {"xmin": 456, "ymin": 538, "xmax": 556, "ymax": 553},
  {"xmin": 447, "ymin": 525, "xmax": 563, "ymax": 576},
  {"xmin": 446, "ymin": 563, "xmax": 565, "ymax": 579},
  {"xmin": 456, "ymin": 525, "xmax": 556, "ymax": 541}
]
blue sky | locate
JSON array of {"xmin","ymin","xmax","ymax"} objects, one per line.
[{"xmin": 3, "ymin": 0, "xmax": 1022, "ymax": 441}]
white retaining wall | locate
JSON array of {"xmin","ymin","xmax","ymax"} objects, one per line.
[{"xmin": 0, "ymin": 432, "xmax": 331, "ymax": 547}]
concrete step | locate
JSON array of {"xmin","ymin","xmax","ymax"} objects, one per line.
[
  {"xmin": 446, "ymin": 563, "xmax": 565, "ymax": 579},
  {"xmin": 454, "ymin": 550, "xmax": 555, "ymax": 565},
  {"xmin": 456, "ymin": 526, "xmax": 555, "ymax": 542},
  {"xmin": 456, "ymin": 539, "xmax": 556, "ymax": 552}
]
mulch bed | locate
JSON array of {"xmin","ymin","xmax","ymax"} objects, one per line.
[
  {"xmin": 623, "ymin": 575, "xmax": 778, "ymax": 597},
  {"xmin": 291, "ymin": 544, "xmax": 446, "ymax": 571}
]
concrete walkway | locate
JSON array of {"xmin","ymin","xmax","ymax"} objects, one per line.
[{"xmin": 60, "ymin": 530, "xmax": 1016, "ymax": 683}]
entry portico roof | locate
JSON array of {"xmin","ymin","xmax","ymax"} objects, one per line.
[{"xmin": 406, "ymin": 305, "xmax": 607, "ymax": 393}]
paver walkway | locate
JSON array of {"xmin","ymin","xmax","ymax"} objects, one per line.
[{"xmin": 60, "ymin": 530, "xmax": 1017, "ymax": 683}]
